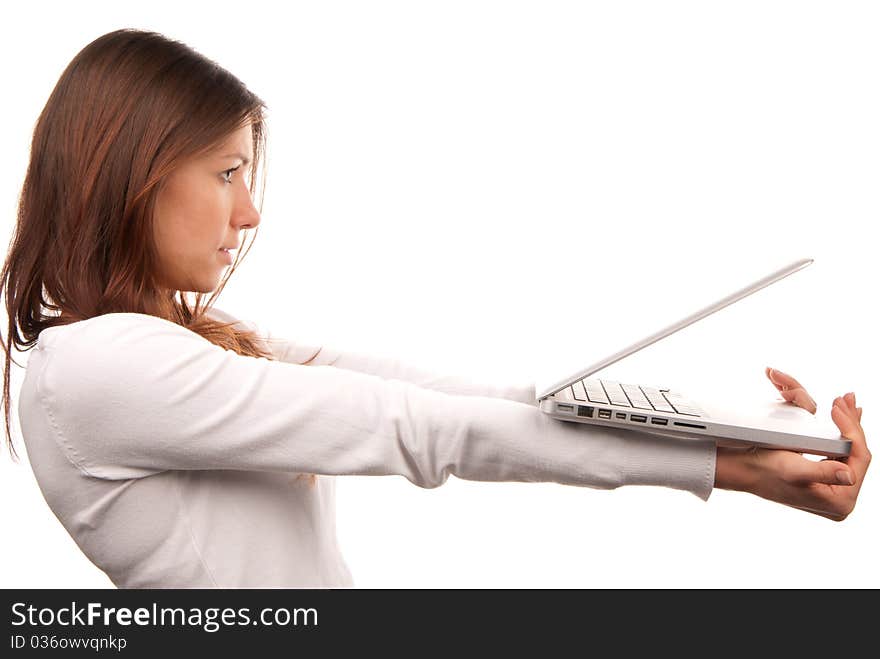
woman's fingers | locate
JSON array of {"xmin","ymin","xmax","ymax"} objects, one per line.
[
  {"xmin": 766, "ymin": 367, "xmax": 806, "ymax": 391},
  {"xmin": 781, "ymin": 387, "xmax": 818, "ymax": 414},
  {"xmin": 782, "ymin": 453, "xmax": 855, "ymax": 486},
  {"xmin": 766, "ymin": 367, "xmax": 817, "ymax": 414},
  {"xmin": 831, "ymin": 397, "xmax": 870, "ymax": 468},
  {"xmin": 833, "ymin": 396, "xmax": 859, "ymax": 437},
  {"xmin": 844, "ymin": 393, "xmax": 862, "ymax": 422}
]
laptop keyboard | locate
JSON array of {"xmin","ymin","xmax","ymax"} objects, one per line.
[{"xmin": 573, "ymin": 379, "xmax": 703, "ymax": 417}]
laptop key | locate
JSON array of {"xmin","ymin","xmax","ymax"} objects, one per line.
[
  {"xmin": 555, "ymin": 386, "xmax": 577, "ymax": 403},
  {"xmin": 600, "ymin": 381, "xmax": 632, "ymax": 407},
  {"xmin": 583, "ymin": 380, "xmax": 609, "ymax": 404},
  {"xmin": 640, "ymin": 386, "xmax": 676, "ymax": 413},
  {"xmin": 620, "ymin": 384, "xmax": 653, "ymax": 410},
  {"xmin": 571, "ymin": 381, "xmax": 587, "ymax": 401},
  {"xmin": 663, "ymin": 392, "xmax": 702, "ymax": 417}
]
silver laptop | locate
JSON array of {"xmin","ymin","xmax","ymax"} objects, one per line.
[{"xmin": 536, "ymin": 258, "xmax": 851, "ymax": 458}]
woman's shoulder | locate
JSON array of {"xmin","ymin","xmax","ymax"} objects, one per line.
[
  {"xmin": 35, "ymin": 312, "xmax": 213, "ymax": 370},
  {"xmin": 32, "ymin": 312, "xmax": 223, "ymax": 417}
]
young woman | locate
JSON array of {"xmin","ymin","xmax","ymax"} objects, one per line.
[{"xmin": 1, "ymin": 29, "xmax": 869, "ymax": 588}]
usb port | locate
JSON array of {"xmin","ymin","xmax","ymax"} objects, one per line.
[
  {"xmin": 616, "ymin": 412, "xmax": 626, "ymax": 419},
  {"xmin": 598, "ymin": 409, "xmax": 612, "ymax": 419},
  {"xmin": 558, "ymin": 404, "xmax": 574, "ymax": 412},
  {"xmin": 631, "ymin": 414, "xmax": 647, "ymax": 423},
  {"xmin": 651, "ymin": 417, "xmax": 668, "ymax": 425}
]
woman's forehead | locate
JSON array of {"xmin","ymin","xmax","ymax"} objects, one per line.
[{"xmin": 208, "ymin": 127, "xmax": 254, "ymax": 161}]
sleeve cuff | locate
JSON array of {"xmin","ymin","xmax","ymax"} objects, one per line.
[{"xmin": 616, "ymin": 430, "xmax": 717, "ymax": 501}]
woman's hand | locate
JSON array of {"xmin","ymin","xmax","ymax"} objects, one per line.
[{"xmin": 713, "ymin": 367, "xmax": 870, "ymax": 521}]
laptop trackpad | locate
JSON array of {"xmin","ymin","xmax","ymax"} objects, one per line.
[{"xmin": 704, "ymin": 398, "xmax": 841, "ymax": 439}]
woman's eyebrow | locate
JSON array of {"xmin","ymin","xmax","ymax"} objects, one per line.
[{"xmin": 220, "ymin": 152, "xmax": 252, "ymax": 165}]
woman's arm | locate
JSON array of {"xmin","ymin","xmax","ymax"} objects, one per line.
[
  {"xmin": 206, "ymin": 307, "xmax": 537, "ymax": 406},
  {"xmin": 31, "ymin": 312, "xmax": 714, "ymax": 499}
]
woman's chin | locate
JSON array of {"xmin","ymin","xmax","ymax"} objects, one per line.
[{"xmin": 178, "ymin": 276, "xmax": 224, "ymax": 295}]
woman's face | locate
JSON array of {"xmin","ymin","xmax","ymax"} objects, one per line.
[{"xmin": 152, "ymin": 123, "xmax": 260, "ymax": 293}]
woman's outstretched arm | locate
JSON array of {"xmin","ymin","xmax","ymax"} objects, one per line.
[
  {"xmin": 207, "ymin": 307, "xmax": 537, "ymax": 406},
  {"xmin": 29, "ymin": 312, "xmax": 715, "ymax": 500}
]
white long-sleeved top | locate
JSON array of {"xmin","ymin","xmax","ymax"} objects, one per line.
[{"xmin": 17, "ymin": 308, "xmax": 716, "ymax": 588}]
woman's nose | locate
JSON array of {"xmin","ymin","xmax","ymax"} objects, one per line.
[{"xmin": 234, "ymin": 190, "xmax": 261, "ymax": 230}]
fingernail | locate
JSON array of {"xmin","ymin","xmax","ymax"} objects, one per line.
[{"xmin": 836, "ymin": 471, "xmax": 854, "ymax": 485}]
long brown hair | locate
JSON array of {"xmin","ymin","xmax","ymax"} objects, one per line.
[{"xmin": 1, "ymin": 29, "xmax": 316, "ymax": 484}]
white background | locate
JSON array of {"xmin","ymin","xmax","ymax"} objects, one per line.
[{"xmin": 1, "ymin": 1, "xmax": 877, "ymax": 588}]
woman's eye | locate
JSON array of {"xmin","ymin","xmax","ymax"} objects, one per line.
[{"xmin": 222, "ymin": 166, "xmax": 240, "ymax": 184}]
